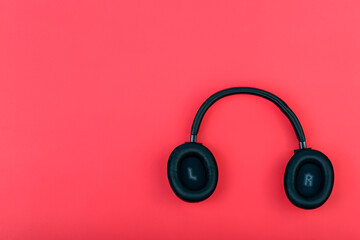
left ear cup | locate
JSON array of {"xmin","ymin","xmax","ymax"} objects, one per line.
[
  {"xmin": 167, "ymin": 142, "xmax": 218, "ymax": 202},
  {"xmin": 284, "ymin": 149, "xmax": 334, "ymax": 209}
]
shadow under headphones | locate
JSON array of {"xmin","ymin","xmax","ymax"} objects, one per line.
[{"xmin": 167, "ymin": 87, "xmax": 334, "ymax": 209}]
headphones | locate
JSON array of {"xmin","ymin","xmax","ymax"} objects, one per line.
[{"xmin": 167, "ymin": 87, "xmax": 334, "ymax": 209}]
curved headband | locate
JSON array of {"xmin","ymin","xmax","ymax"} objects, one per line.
[{"xmin": 190, "ymin": 87, "xmax": 307, "ymax": 149}]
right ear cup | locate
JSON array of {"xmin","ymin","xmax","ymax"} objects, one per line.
[
  {"xmin": 167, "ymin": 142, "xmax": 218, "ymax": 202},
  {"xmin": 284, "ymin": 149, "xmax": 334, "ymax": 209}
]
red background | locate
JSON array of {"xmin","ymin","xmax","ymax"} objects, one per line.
[{"xmin": 1, "ymin": 0, "xmax": 360, "ymax": 239}]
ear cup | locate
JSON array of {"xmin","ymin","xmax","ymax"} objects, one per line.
[
  {"xmin": 284, "ymin": 149, "xmax": 334, "ymax": 209},
  {"xmin": 167, "ymin": 142, "xmax": 218, "ymax": 202}
]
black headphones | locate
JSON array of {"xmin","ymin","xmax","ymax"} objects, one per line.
[{"xmin": 167, "ymin": 87, "xmax": 334, "ymax": 209}]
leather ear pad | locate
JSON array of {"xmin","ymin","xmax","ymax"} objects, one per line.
[
  {"xmin": 284, "ymin": 149, "xmax": 334, "ymax": 209},
  {"xmin": 167, "ymin": 142, "xmax": 218, "ymax": 202}
]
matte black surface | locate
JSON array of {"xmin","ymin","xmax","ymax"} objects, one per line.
[
  {"xmin": 190, "ymin": 87, "xmax": 306, "ymax": 148},
  {"xmin": 180, "ymin": 156, "xmax": 207, "ymax": 190},
  {"xmin": 296, "ymin": 163, "xmax": 322, "ymax": 198},
  {"xmin": 284, "ymin": 148, "xmax": 334, "ymax": 209},
  {"xmin": 168, "ymin": 142, "xmax": 218, "ymax": 202}
]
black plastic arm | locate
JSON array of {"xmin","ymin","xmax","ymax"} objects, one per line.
[{"xmin": 190, "ymin": 87, "xmax": 306, "ymax": 149}]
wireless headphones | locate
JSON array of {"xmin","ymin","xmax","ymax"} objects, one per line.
[{"xmin": 167, "ymin": 87, "xmax": 334, "ymax": 209}]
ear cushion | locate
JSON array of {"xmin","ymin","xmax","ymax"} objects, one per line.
[
  {"xmin": 284, "ymin": 149, "xmax": 334, "ymax": 209},
  {"xmin": 167, "ymin": 142, "xmax": 218, "ymax": 202}
]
